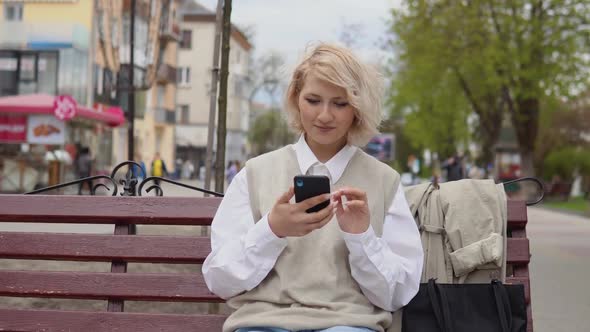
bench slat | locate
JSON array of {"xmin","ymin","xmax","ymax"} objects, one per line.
[
  {"xmin": 0, "ymin": 232, "xmax": 211, "ymax": 263},
  {"xmin": 0, "ymin": 270, "xmax": 224, "ymax": 302},
  {"xmin": 506, "ymin": 238, "xmax": 530, "ymax": 265},
  {"xmin": 0, "ymin": 308, "xmax": 226, "ymax": 332},
  {"xmin": 507, "ymin": 200, "xmax": 527, "ymax": 229},
  {"xmin": 0, "ymin": 195, "xmax": 220, "ymax": 225},
  {"xmin": 0, "ymin": 232, "xmax": 528, "ymax": 266}
]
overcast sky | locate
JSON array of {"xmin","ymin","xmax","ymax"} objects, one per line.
[{"xmin": 197, "ymin": 0, "xmax": 401, "ymax": 71}]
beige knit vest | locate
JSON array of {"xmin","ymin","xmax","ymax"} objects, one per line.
[{"xmin": 222, "ymin": 146, "xmax": 401, "ymax": 332}]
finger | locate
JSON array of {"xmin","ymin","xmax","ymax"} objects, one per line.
[
  {"xmin": 303, "ymin": 200, "xmax": 336, "ymax": 224},
  {"xmin": 298, "ymin": 193, "xmax": 332, "ymax": 211},
  {"xmin": 276, "ymin": 187, "xmax": 295, "ymax": 204},
  {"xmin": 307, "ymin": 207, "xmax": 336, "ymax": 230},
  {"xmin": 336, "ymin": 188, "xmax": 367, "ymax": 202},
  {"xmin": 342, "ymin": 200, "xmax": 368, "ymax": 210}
]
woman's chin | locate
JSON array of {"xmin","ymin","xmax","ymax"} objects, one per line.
[{"xmin": 309, "ymin": 133, "xmax": 345, "ymax": 147}]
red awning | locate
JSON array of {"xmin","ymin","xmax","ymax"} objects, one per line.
[{"xmin": 0, "ymin": 94, "xmax": 125, "ymax": 127}]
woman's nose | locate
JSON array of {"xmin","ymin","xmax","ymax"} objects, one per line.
[{"xmin": 317, "ymin": 103, "xmax": 334, "ymax": 121}]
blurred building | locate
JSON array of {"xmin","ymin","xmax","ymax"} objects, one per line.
[
  {"xmin": 95, "ymin": 0, "xmax": 181, "ymax": 173},
  {"xmin": 176, "ymin": 1, "xmax": 251, "ymax": 175},
  {"xmin": 0, "ymin": 0, "xmax": 181, "ymax": 192},
  {"xmin": 0, "ymin": 0, "xmax": 120, "ymax": 191}
]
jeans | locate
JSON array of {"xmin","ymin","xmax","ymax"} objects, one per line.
[{"xmin": 235, "ymin": 327, "xmax": 375, "ymax": 332}]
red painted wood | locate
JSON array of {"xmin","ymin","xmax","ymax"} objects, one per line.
[
  {"xmin": 0, "ymin": 195, "xmax": 221, "ymax": 225},
  {"xmin": 513, "ymin": 265, "xmax": 531, "ymax": 278},
  {"xmin": 108, "ymin": 224, "xmax": 132, "ymax": 312},
  {"xmin": 0, "ymin": 232, "xmax": 211, "ymax": 263},
  {"xmin": 0, "ymin": 308, "xmax": 226, "ymax": 332},
  {"xmin": 507, "ymin": 238, "xmax": 530, "ymax": 265},
  {"xmin": 507, "ymin": 200, "xmax": 528, "ymax": 229},
  {"xmin": 511, "ymin": 228, "xmax": 527, "ymax": 238},
  {"xmin": 0, "ymin": 270, "xmax": 224, "ymax": 302}
]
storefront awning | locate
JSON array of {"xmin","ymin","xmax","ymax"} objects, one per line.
[{"xmin": 0, "ymin": 94, "xmax": 125, "ymax": 127}]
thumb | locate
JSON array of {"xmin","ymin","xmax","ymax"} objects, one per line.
[{"xmin": 276, "ymin": 186, "xmax": 294, "ymax": 204}]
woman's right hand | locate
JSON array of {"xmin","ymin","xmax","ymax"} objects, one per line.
[{"xmin": 268, "ymin": 187, "xmax": 336, "ymax": 238}]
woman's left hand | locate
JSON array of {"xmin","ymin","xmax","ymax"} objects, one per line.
[{"xmin": 332, "ymin": 187, "xmax": 370, "ymax": 234}]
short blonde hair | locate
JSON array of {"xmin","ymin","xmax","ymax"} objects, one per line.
[{"xmin": 284, "ymin": 43, "xmax": 384, "ymax": 147}]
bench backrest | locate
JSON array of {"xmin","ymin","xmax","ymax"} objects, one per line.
[
  {"xmin": 0, "ymin": 195, "xmax": 225, "ymax": 331},
  {"xmin": 0, "ymin": 195, "xmax": 533, "ymax": 332}
]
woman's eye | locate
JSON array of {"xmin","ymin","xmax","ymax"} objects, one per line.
[
  {"xmin": 334, "ymin": 102, "xmax": 349, "ymax": 108},
  {"xmin": 305, "ymin": 98, "xmax": 320, "ymax": 105}
]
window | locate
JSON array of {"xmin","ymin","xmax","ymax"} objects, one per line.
[
  {"xmin": 96, "ymin": 67, "xmax": 104, "ymax": 95},
  {"xmin": 19, "ymin": 55, "xmax": 36, "ymax": 81},
  {"xmin": 180, "ymin": 30, "xmax": 192, "ymax": 49},
  {"xmin": 4, "ymin": 4, "xmax": 23, "ymax": 21},
  {"xmin": 111, "ymin": 18, "xmax": 119, "ymax": 48},
  {"xmin": 156, "ymin": 85, "xmax": 165, "ymax": 108},
  {"xmin": 177, "ymin": 105, "xmax": 189, "ymax": 124},
  {"xmin": 177, "ymin": 67, "xmax": 190, "ymax": 86}
]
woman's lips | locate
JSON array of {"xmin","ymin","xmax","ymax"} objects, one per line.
[{"xmin": 315, "ymin": 125, "xmax": 335, "ymax": 132}]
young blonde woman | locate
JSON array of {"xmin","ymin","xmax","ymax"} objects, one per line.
[{"xmin": 203, "ymin": 43, "xmax": 423, "ymax": 332}]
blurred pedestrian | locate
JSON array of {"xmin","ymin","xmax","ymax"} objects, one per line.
[
  {"xmin": 75, "ymin": 147, "xmax": 93, "ymax": 195},
  {"xmin": 132, "ymin": 154, "xmax": 147, "ymax": 182},
  {"xmin": 225, "ymin": 160, "xmax": 238, "ymax": 185},
  {"xmin": 151, "ymin": 152, "xmax": 168, "ymax": 185},
  {"xmin": 442, "ymin": 152, "xmax": 465, "ymax": 182}
]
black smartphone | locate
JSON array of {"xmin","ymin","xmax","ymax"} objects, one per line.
[{"xmin": 294, "ymin": 175, "xmax": 331, "ymax": 213}]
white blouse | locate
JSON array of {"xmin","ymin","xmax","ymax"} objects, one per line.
[{"xmin": 203, "ymin": 136, "xmax": 424, "ymax": 312}]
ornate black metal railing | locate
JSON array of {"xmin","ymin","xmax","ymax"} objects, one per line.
[{"xmin": 25, "ymin": 161, "xmax": 224, "ymax": 197}]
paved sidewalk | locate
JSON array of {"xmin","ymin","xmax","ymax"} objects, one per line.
[{"xmin": 527, "ymin": 207, "xmax": 590, "ymax": 331}]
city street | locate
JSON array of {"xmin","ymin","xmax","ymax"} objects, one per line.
[{"xmin": 528, "ymin": 207, "xmax": 590, "ymax": 331}]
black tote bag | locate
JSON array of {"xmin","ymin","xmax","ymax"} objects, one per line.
[{"xmin": 402, "ymin": 279, "xmax": 527, "ymax": 332}]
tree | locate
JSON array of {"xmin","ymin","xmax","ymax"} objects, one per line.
[
  {"xmin": 536, "ymin": 92, "xmax": 590, "ymax": 176},
  {"xmin": 388, "ymin": 0, "xmax": 590, "ymax": 176},
  {"xmin": 215, "ymin": 0, "xmax": 232, "ymax": 193},
  {"xmin": 338, "ymin": 20, "xmax": 366, "ymax": 49},
  {"xmin": 246, "ymin": 51, "xmax": 286, "ymax": 108},
  {"xmin": 248, "ymin": 110, "xmax": 294, "ymax": 156}
]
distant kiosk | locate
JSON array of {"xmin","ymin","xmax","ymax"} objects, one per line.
[{"xmin": 364, "ymin": 133, "xmax": 395, "ymax": 162}]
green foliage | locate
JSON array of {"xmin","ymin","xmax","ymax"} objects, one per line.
[
  {"xmin": 248, "ymin": 110, "xmax": 294, "ymax": 156},
  {"xmin": 543, "ymin": 148, "xmax": 590, "ymax": 181},
  {"xmin": 386, "ymin": 0, "xmax": 590, "ymax": 173}
]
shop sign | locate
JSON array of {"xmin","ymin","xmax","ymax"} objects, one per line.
[
  {"xmin": 27, "ymin": 115, "xmax": 66, "ymax": 145},
  {"xmin": 0, "ymin": 115, "xmax": 27, "ymax": 143},
  {"xmin": 53, "ymin": 95, "xmax": 77, "ymax": 121}
]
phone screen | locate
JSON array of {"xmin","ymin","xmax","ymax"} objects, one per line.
[{"xmin": 294, "ymin": 175, "xmax": 331, "ymax": 213}]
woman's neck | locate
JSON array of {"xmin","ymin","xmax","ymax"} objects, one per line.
[{"xmin": 305, "ymin": 135, "xmax": 347, "ymax": 163}]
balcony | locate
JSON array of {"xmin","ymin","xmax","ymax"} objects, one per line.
[
  {"xmin": 156, "ymin": 63, "xmax": 177, "ymax": 84},
  {"xmin": 160, "ymin": 16, "xmax": 180, "ymax": 42},
  {"xmin": 154, "ymin": 107, "xmax": 175, "ymax": 124}
]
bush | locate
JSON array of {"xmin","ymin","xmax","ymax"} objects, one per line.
[{"xmin": 543, "ymin": 148, "xmax": 590, "ymax": 181}]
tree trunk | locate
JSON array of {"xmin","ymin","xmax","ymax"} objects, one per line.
[
  {"xmin": 477, "ymin": 95, "xmax": 504, "ymax": 172},
  {"xmin": 512, "ymin": 98, "xmax": 539, "ymax": 177},
  {"xmin": 519, "ymin": 149, "xmax": 535, "ymax": 179},
  {"xmin": 214, "ymin": 0, "xmax": 232, "ymax": 193}
]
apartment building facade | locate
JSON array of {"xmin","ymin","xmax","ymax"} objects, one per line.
[
  {"xmin": 97, "ymin": 0, "xmax": 181, "ymax": 170},
  {"xmin": 176, "ymin": 1, "xmax": 251, "ymax": 177}
]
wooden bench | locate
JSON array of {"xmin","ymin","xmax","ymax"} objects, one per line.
[
  {"xmin": 544, "ymin": 181, "xmax": 573, "ymax": 201},
  {"xmin": 0, "ymin": 195, "xmax": 534, "ymax": 331}
]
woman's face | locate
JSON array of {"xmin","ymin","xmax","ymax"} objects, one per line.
[{"xmin": 297, "ymin": 74, "xmax": 356, "ymax": 155}]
